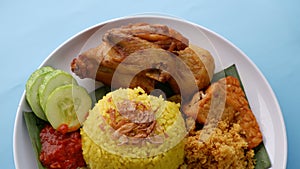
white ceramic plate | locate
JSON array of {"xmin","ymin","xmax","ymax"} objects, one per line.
[{"xmin": 13, "ymin": 15, "xmax": 287, "ymax": 169}]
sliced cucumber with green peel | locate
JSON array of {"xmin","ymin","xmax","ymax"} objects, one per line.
[
  {"xmin": 39, "ymin": 69, "xmax": 77, "ymax": 111},
  {"xmin": 45, "ymin": 84, "xmax": 92, "ymax": 132},
  {"xmin": 25, "ymin": 66, "xmax": 54, "ymax": 121}
]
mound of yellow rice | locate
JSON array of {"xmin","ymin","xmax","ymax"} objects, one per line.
[{"xmin": 81, "ymin": 87, "xmax": 187, "ymax": 169}]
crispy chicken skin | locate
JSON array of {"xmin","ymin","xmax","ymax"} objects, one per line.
[
  {"xmin": 183, "ymin": 76, "xmax": 262, "ymax": 149},
  {"xmin": 71, "ymin": 23, "xmax": 214, "ymax": 94},
  {"xmin": 168, "ymin": 45, "xmax": 215, "ymax": 96},
  {"xmin": 103, "ymin": 23, "xmax": 189, "ymax": 52}
]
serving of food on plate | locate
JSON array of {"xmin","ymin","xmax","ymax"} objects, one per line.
[{"xmin": 14, "ymin": 15, "xmax": 287, "ymax": 169}]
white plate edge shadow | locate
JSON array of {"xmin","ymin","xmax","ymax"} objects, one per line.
[{"xmin": 13, "ymin": 14, "xmax": 287, "ymax": 169}]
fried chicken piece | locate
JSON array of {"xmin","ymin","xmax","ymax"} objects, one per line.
[
  {"xmin": 168, "ymin": 45, "xmax": 215, "ymax": 97},
  {"xmin": 101, "ymin": 23, "xmax": 189, "ymax": 83},
  {"xmin": 103, "ymin": 33, "xmax": 162, "ymax": 63},
  {"xmin": 103, "ymin": 23, "xmax": 188, "ymax": 52},
  {"xmin": 71, "ymin": 43, "xmax": 104, "ymax": 80},
  {"xmin": 71, "ymin": 42, "xmax": 156, "ymax": 93},
  {"xmin": 71, "ymin": 23, "xmax": 215, "ymax": 95},
  {"xmin": 71, "ymin": 23, "xmax": 188, "ymax": 93},
  {"xmin": 183, "ymin": 76, "xmax": 262, "ymax": 149},
  {"xmin": 71, "ymin": 23, "xmax": 188, "ymax": 89}
]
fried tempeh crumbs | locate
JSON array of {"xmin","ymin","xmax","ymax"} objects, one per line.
[{"xmin": 183, "ymin": 120, "xmax": 255, "ymax": 169}]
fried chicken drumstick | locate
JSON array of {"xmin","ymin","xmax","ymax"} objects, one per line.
[{"xmin": 71, "ymin": 23, "xmax": 214, "ymax": 95}]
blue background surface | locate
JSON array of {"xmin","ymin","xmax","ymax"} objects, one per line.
[{"xmin": 1, "ymin": 0, "xmax": 299, "ymax": 168}]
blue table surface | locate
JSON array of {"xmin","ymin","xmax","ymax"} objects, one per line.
[{"xmin": 1, "ymin": 0, "xmax": 299, "ymax": 168}]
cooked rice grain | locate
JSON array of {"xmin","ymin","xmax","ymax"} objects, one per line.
[{"xmin": 81, "ymin": 87, "xmax": 186, "ymax": 169}]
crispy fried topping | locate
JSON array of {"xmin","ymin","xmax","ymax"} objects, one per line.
[
  {"xmin": 104, "ymin": 100, "xmax": 166, "ymax": 145},
  {"xmin": 183, "ymin": 76, "xmax": 262, "ymax": 149}
]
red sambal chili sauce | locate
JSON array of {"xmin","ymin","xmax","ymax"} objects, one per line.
[{"xmin": 39, "ymin": 124, "xmax": 86, "ymax": 169}]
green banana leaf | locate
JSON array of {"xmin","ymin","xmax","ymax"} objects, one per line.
[
  {"xmin": 23, "ymin": 112, "xmax": 46, "ymax": 169},
  {"xmin": 23, "ymin": 64, "xmax": 271, "ymax": 169},
  {"xmin": 212, "ymin": 64, "xmax": 271, "ymax": 169}
]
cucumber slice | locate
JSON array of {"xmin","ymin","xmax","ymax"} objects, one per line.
[
  {"xmin": 39, "ymin": 70, "xmax": 77, "ymax": 111},
  {"xmin": 26, "ymin": 66, "xmax": 54, "ymax": 121},
  {"xmin": 45, "ymin": 84, "xmax": 92, "ymax": 132}
]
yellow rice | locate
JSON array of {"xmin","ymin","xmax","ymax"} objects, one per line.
[{"xmin": 81, "ymin": 87, "xmax": 186, "ymax": 169}]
